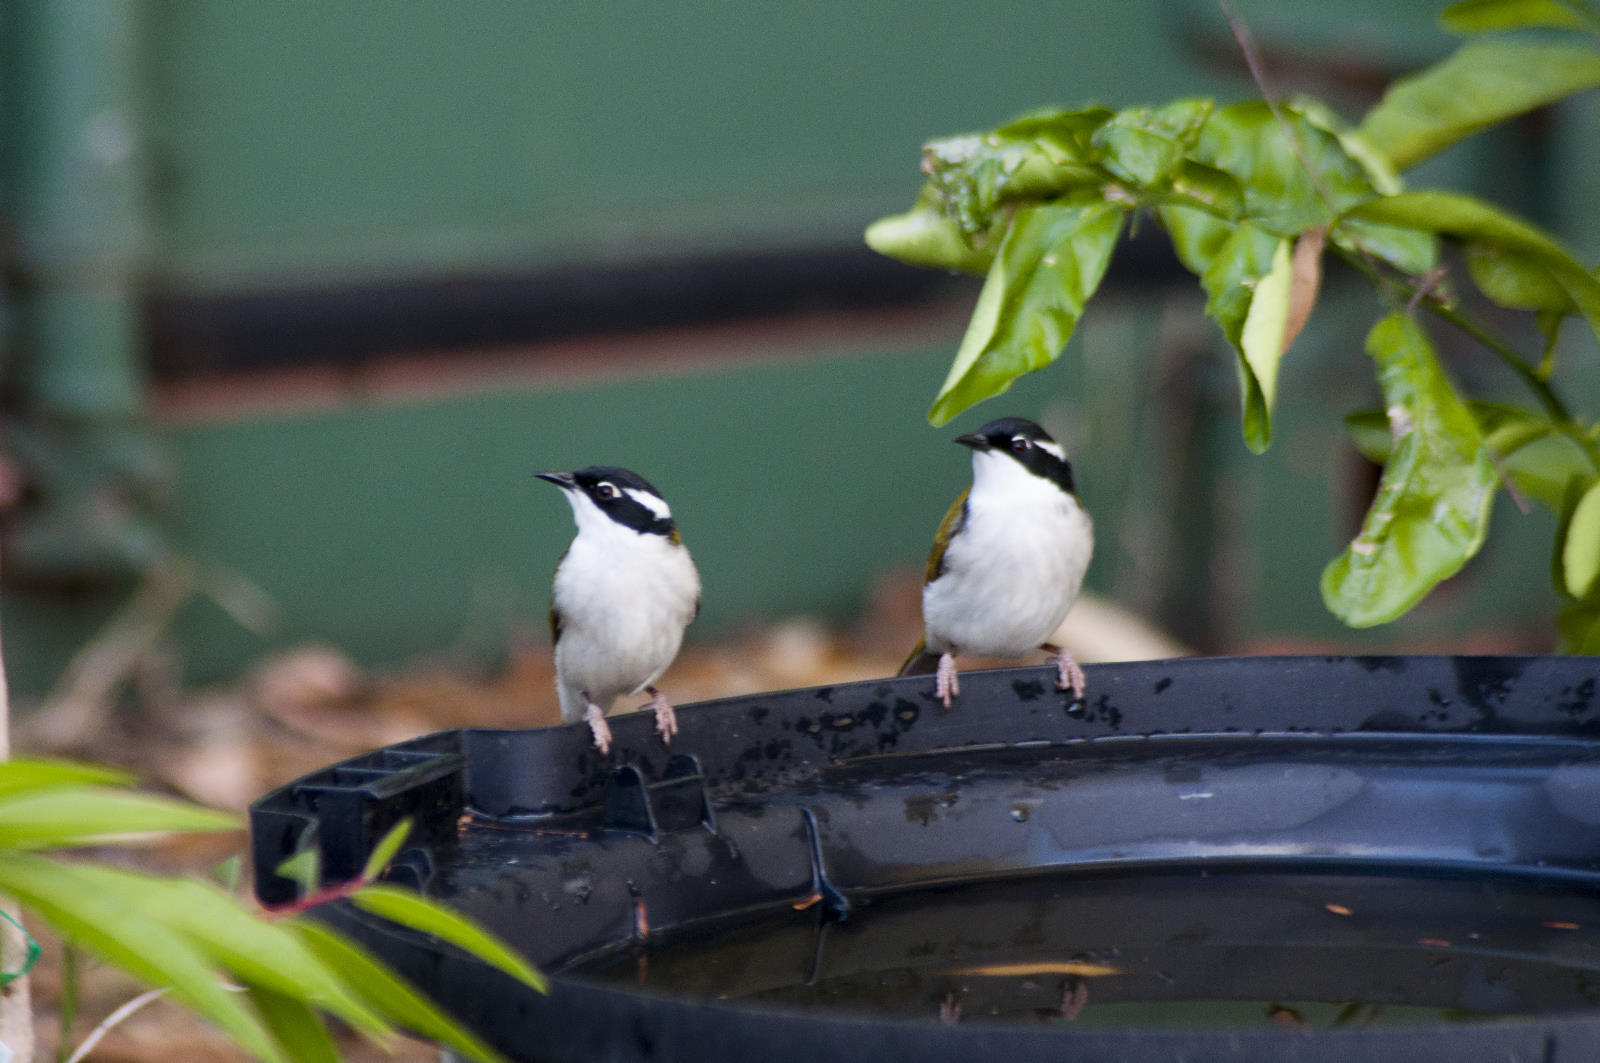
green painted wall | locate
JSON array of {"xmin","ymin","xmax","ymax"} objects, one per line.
[
  {"xmin": 140, "ymin": 0, "xmax": 1452, "ymax": 289},
  {"xmin": 3, "ymin": 0, "xmax": 1578, "ymax": 699}
]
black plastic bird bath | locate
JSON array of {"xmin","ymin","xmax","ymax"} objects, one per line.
[{"xmin": 250, "ymin": 655, "xmax": 1600, "ymax": 1062}]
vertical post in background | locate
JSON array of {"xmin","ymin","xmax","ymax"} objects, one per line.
[{"xmin": 4, "ymin": 0, "xmax": 168, "ymax": 584}]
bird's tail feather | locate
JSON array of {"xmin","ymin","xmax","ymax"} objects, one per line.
[{"xmin": 898, "ymin": 637, "xmax": 940, "ymax": 677}]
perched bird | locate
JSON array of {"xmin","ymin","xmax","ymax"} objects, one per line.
[
  {"xmin": 900, "ymin": 417, "xmax": 1094, "ymax": 707},
  {"xmin": 536, "ymin": 466, "xmax": 700, "ymax": 754}
]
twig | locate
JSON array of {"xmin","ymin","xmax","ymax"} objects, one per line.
[
  {"xmin": 1218, "ymin": 0, "xmax": 1338, "ymax": 214},
  {"xmin": 1329, "ymin": 244, "xmax": 1600, "ymax": 472},
  {"xmin": 63, "ymin": 987, "xmax": 170, "ymax": 1063}
]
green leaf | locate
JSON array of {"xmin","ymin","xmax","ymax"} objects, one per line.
[
  {"xmin": 863, "ymin": 184, "xmax": 997, "ymax": 275},
  {"xmin": 919, "ymin": 107, "xmax": 1113, "ymax": 236},
  {"xmin": 1345, "ymin": 409, "xmax": 1395, "ymax": 465},
  {"xmin": 107, "ymin": 871, "xmax": 391, "ymax": 1039},
  {"xmin": 1359, "ymin": 42, "xmax": 1600, "ymax": 170},
  {"xmin": 1091, "ymin": 99, "xmax": 1213, "ymax": 187},
  {"xmin": 1346, "ymin": 191, "xmax": 1600, "ymax": 347},
  {"xmin": 1238, "ymin": 238, "xmax": 1294, "ymax": 454},
  {"xmin": 276, "ymin": 847, "xmax": 321, "ymax": 894},
  {"xmin": 1160, "ymin": 208, "xmax": 1287, "ymax": 452},
  {"xmin": 293, "ymin": 919, "xmax": 509, "ymax": 1063},
  {"xmin": 1441, "ymin": 0, "xmax": 1596, "ymax": 34},
  {"xmin": 1563, "ymin": 480, "xmax": 1600, "ymax": 598},
  {"xmin": 1168, "ymin": 160, "xmax": 1246, "ymax": 219},
  {"xmin": 1322, "ymin": 314, "xmax": 1498, "ymax": 626},
  {"xmin": 213, "ymin": 855, "xmax": 243, "ymax": 892},
  {"xmin": 1283, "ymin": 96, "xmax": 1440, "ymax": 274},
  {"xmin": 1348, "ymin": 400, "xmax": 1594, "ymax": 511},
  {"xmin": 928, "ymin": 201, "xmax": 1125, "ymax": 425},
  {"xmin": 0, "ymin": 758, "xmax": 131, "ymax": 799},
  {"xmin": 1293, "ymin": 95, "xmax": 1405, "ymax": 196},
  {"xmin": 249, "ymin": 987, "xmax": 344, "ymax": 1063},
  {"xmin": 1191, "ymin": 101, "xmax": 1381, "ymax": 234},
  {"xmin": 1466, "ymin": 243, "xmax": 1575, "ymax": 312},
  {"xmin": 0, "ymin": 854, "xmax": 286, "ymax": 1063},
  {"xmin": 1333, "ymin": 216, "xmax": 1440, "ymax": 275},
  {"xmin": 361, "ymin": 819, "xmax": 413, "ymax": 883},
  {"xmin": 351, "ymin": 884, "xmax": 547, "ymax": 994},
  {"xmin": 0, "ymin": 788, "xmax": 239, "ymax": 850}
]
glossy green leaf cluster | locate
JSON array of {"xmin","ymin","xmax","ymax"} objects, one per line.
[
  {"xmin": 1321, "ymin": 315, "xmax": 1497, "ymax": 626},
  {"xmin": 0, "ymin": 759, "xmax": 543, "ymax": 1063},
  {"xmin": 868, "ymin": 0, "xmax": 1600, "ymax": 642}
]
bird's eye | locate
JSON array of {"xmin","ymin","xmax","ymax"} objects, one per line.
[
  {"xmin": 1010, "ymin": 436, "xmax": 1030, "ymax": 454},
  {"xmin": 595, "ymin": 483, "xmax": 618, "ymax": 500}
]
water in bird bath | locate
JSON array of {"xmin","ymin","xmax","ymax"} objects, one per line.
[{"xmin": 569, "ymin": 867, "xmax": 1600, "ymax": 1028}]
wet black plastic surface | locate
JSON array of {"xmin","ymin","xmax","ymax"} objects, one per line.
[{"xmin": 252, "ymin": 655, "xmax": 1600, "ymax": 1062}]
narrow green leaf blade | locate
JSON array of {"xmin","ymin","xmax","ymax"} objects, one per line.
[
  {"xmin": 1441, "ymin": 0, "xmax": 1595, "ymax": 34},
  {"xmin": 109, "ymin": 872, "xmax": 391, "ymax": 1039},
  {"xmin": 1322, "ymin": 314, "xmax": 1498, "ymax": 626},
  {"xmin": 1359, "ymin": 42, "xmax": 1600, "ymax": 170},
  {"xmin": 0, "ymin": 854, "xmax": 285, "ymax": 1063},
  {"xmin": 1563, "ymin": 480, "xmax": 1600, "ymax": 598},
  {"xmin": 928, "ymin": 201, "xmax": 1125, "ymax": 425},
  {"xmin": 351, "ymin": 884, "xmax": 548, "ymax": 993},
  {"xmin": 292, "ymin": 919, "xmax": 509, "ymax": 1063},
  {"xmin": 0, "ymin": 759, "xmax": 131, "ymax": 799},
  {"xmin": 249, "ymin": 987, "xmax": 344, "ymax": 1063},
  {"xmin": 276, "ymin": 842, "xmax": 321, "ymax": 893},
  {"xmin": 361, "ymin": 818, "xmax": 413, "ymax": 883},
  {"xmin": 0, "ymin": 788, "xmax": 239, "ymax": 850}
]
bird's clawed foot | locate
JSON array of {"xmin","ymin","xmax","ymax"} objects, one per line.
[
  {"xmin": 644, "ymin": 686, "xmax": 678, "ymax": 744},
  {"xmin": 583, "ymin": 698, "xmax": 613, "ymax": 755},
  {"xmin": 935, "ymin": 652, "xmax": 960, "ymax": 708},
  {"xmin": 1045, "ymin": 644, "xmax": 1086, "ymax": 702}
]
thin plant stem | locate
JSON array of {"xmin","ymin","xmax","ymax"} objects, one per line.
[
  {"xmin": 63, "ymin": 987, "xmax": 169, "ymax": 1063},
  {"xmin": 56, "ymin": 945, "xmax": 79, "ymax": 1063}
]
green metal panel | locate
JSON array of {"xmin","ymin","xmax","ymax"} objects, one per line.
[
  {"xmin": 3, "ymin": 0, "xmax": 1569, "ymax": 701},
  {"xmin": 142, "ymin": 0, "xmax": 1452, "ymax": 290}
]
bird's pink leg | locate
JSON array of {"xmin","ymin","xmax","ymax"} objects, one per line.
[
  {"xmin": 935, "ymin": 652, "xmax": 960, "ymax": 708},
  {"xmin": 583, "ymin": 698, "xmax": 613, "ymax": 755},
  {"xmin": 1045, "ymin": 644, "xmax": 1086, "ymax": 701},
  {"xmin": 644, "ymin": 686, "xmax": 678, "ymax": 743}
]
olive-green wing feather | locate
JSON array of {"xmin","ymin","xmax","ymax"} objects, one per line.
[
  {"xmin": 899, "ymin": 490, "xmax": 969, "ymax": 676},
  {"xmin": 923, "ymin": 488, "xmax": 969, "ymax": 585}
]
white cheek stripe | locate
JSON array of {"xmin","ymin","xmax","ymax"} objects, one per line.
[{"xmin": 625, "ymin": 487, "xmax": 672, "ymax": 521}]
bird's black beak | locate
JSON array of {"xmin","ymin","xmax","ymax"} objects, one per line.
[
  {"xmin": 954, "ymin": 432, "xmax": 990, "ymax": 451},
  {"xmin": 534, "ymin": 471, "xmax": 575, "ymax": 489}
]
